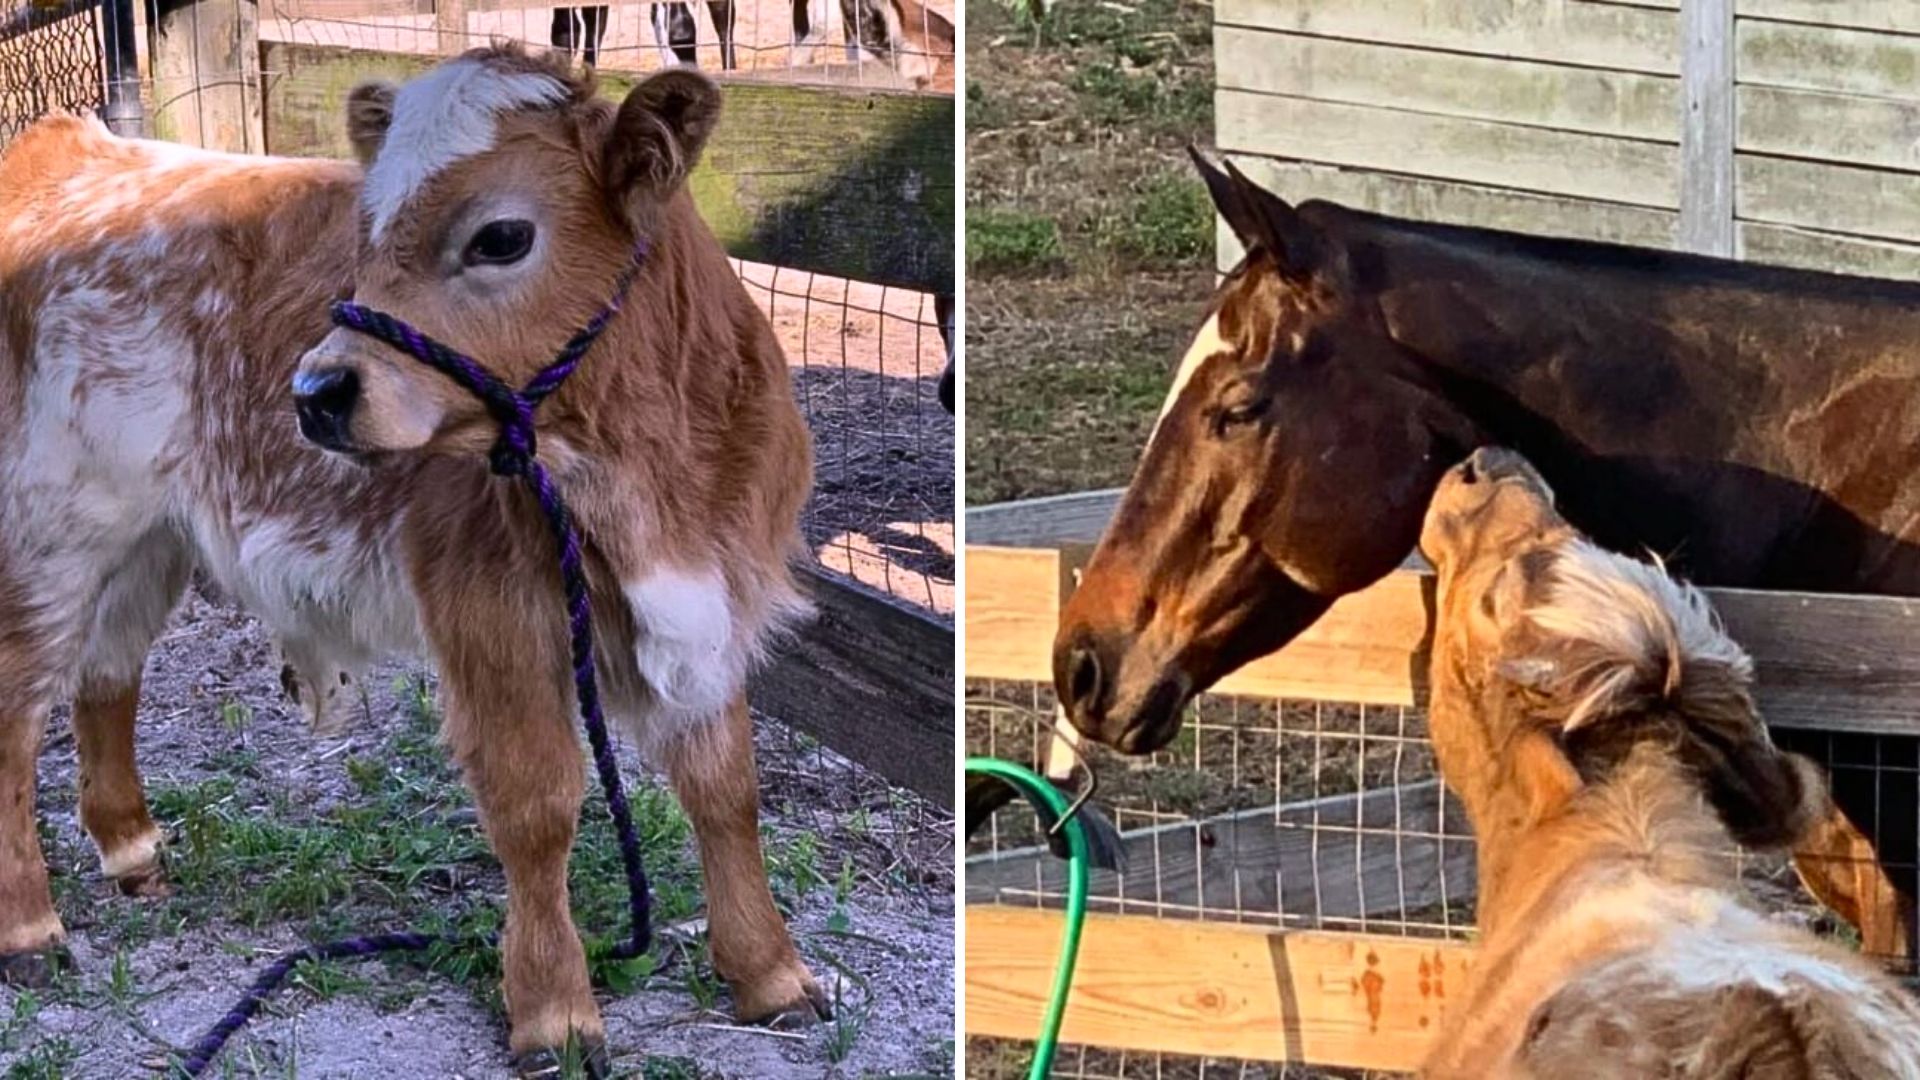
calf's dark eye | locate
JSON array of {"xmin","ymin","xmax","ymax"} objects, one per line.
[
  {"xmin": 1213, "ymin": 398, "xmax": 1270, "ymax": 436},
  {"xmin": 464, "ymin": 219, "xmax": 536, "ymax": 266}
]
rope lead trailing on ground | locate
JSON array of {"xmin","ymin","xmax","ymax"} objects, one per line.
[{"xmin": 177, "ymin": 242, "xmax": 655, "ymax": 1078}]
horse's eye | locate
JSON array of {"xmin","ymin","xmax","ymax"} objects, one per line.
[
  {"xmin": 463, "ymin": 219, "xmax": 536, "ymax": 267},
  {"xmin": 1214, "ymin": 398, "xmax": 1270, "ymax": 436}
]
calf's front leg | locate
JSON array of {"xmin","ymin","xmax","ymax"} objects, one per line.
[
  {"xmin": 0, "ymin": 706, "xmax": 66, "ymax": 985},
  {"xmin": 663, "ymin": 696, "xmax": 826, "ymax": 1023},
  {"xmin": 444, "ymin": 685, "xmax": 603, "ymax": 1069}
]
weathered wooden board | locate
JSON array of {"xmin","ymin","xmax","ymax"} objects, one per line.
[
  {"xmin": 152, "ymin": 0, "xmax": 265, "ymax": 152},
  {"xmin": 1214, "ymin": 28, "xmax": 1678, "ymax": 142},
  {"xmin": 965, "ymin": 908, "xmax": 1471, "ymax": 1070},
  {"xmin": 261, "ymin": 0, "xmax": 428, "ymax": 18},
  {"xmin": 1738, "ymin": 1, "xmax": 1920, "ymax": 34},
  {"xmin": 965, "ymin": 543, "xmax": 1920, "ymax": 736},
  {"xmin": 1737, "ymin": 156, "xmax": 1920, "ymax": 246},
  {"xmin": 258, "ymin": 41, "xmax": 954, "ymax": 292},
  {"xmin": 967, "ymin": 488, "xmax": 1124, "ymax": 548},
  {"xmin": 1737, "ymin": 19, "xmax": 1920, "ymax": 97},
  {"xmin": 749, "ymin": 567, "xmax": 953, "ymax": 808},
  {"xmin": 968, "ymin": 781, "xmax": 1477, "ymax": 924},
  {"xmin": 1216, "ymin": 91, "xmax": 1680, "ymax": 210},
  {"xmin": 1738, "ymin": 222, "xmax": 1920, "ymax": 283},
  {"xmin": 1214, "ymin": 0, "xmax": 1678, "ymax": 76},
  {"xmin": 1214, "ymin": 159, "xmax": 1680, "ymax": 272},
  {"xmin": 1680, "ymin": 0, "xmax": 1735, "ymax": 256},
  {"xmin": 1738, "ymin": 85, "xmax": 1920, "ymax": 173},
  {"xmin": 964, "ymin": 546, "xmax": 1070, "ymax": 683}
]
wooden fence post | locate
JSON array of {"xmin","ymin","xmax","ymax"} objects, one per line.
[
  {"xmin": 435, "ymin": 0, "xmax": 466, "ymax": 55},
  {"xmin": 1679, "ymin": 0, "xmax": 1735, "ymax": 256},
  {"xmin": 148, "ymin": 0, "xmax": 263, "ymax": 152}
]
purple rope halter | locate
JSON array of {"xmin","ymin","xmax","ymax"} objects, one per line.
[{"xmin": 178, "ymin": 242, "xmax": 654, "ymax": 1077}]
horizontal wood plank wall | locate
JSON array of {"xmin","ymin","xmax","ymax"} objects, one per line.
[
  {"xmin": 965, "ymin": 543, "xmax": 1920, "ymax": 736},
  {"xmin": 1215, "ymin": 0, "xmax": 1920, "ymax": 281},
  {"xmin": 966, "ymin": 907, "xmax": 1471, "ymax": 1071},
  {"xmin": 258, "ymin": 41, "xmax": 954, "ymax": 292}
]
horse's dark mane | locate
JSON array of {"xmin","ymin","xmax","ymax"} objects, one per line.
[{"xmin": 1306, "ymin": 201, "xmax": 1920, "ymax": 304}]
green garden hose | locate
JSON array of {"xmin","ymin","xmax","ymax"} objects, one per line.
[{"xmin": 965, "ymin": 756, "xmax": 1092, "ymax": 1080}]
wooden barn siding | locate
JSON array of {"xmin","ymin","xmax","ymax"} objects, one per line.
[{"xmin": 1214, "ymin": 0, "xmax": 1920, "ymax": 280}]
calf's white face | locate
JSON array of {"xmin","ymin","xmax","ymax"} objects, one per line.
[{"xmin": 291, "ymin": 54, "xmax": 721, "ymax": 459}]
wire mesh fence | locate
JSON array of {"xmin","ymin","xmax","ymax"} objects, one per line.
[{"xmin": 0, "ymin": 0, "xmax": 104, "ymax": 142}]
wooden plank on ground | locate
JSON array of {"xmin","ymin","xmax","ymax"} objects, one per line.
[
  {"xmin": 749, "ymin": 566, "xmax": 953, "ymax": 808},
  {"xmin": 967, "ymin": 781, "xmax": 1477, "ymax": 924},
  {"xmin": 1214, "ymin": 28, "xmax": 1678, "ymax": 142},
  {"xmin": 1216, "ymin": 91, "xmax": 1680, "ymax": 210},
  {"xmin": 1738, "ymin": 84, "xmax": 1920, "ymax": 173},
  {"xmin": 965, "ymin": 907, "xmax": 1470, "ymax": 1070},
  {"xmin": 963, "ymin": 547, "xmax": 1920, "ymax": 735},
  {"xmin": 1737, "ymin": 156, "xmax": 1920, "ymax": 246},
  {"xmin": 258, "ymin": 41, "xmax": 954, "ymax": 293},
  {"xmin": 1215, "ymin": 158, "xmax": 1681, "ymax": 273},
  {"xmin": 1214, "ymin": 0, "xmax": 1678, "ymax": 76},
  {"xmin": 964, "ymin": 547, "xmax": 1068, "ymax": 683},
  {"xmin": 1680, "ymin": 0, "xmax": 1735, "ymax": 256},
  {"xmin": 967, "ymin": 489, "xmax": 1123, "ymax": 548},
  {"xmin": 1737, "ymin": 19, "xmax": 1920, "ymax": 97},
  {"xmin": 1738, "ymin": 221, "xmax": 1920, "ymax": 282}
]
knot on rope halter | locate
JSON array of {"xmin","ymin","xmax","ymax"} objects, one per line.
[{"xmin": 181, "ymin": 241, "xmax": 652, "ymax": 1077}]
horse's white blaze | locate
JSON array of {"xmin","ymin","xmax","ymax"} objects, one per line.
[
  {"xmin": 1148, "ymin": 311, "xmax": 1230, "ymax": 447},
  {"xmin": 362, "ymin": 58, "xmax": 569, "ymax": 241}
]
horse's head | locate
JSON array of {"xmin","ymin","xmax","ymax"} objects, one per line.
[{"xmin": 1054, "ymin": 154, "xmax": 1477, "ymax": 752}]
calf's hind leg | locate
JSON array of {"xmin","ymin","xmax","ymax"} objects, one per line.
[
  {"xmin": 73, "ymin": 680, "xmax": 166, "ymax": 896},
  {"xmin": 663, "ymin": 697, "xmax": 826, "ymax": 1023}
]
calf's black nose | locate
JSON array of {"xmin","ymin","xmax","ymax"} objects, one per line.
[{"xmin": 294, "ymin": 367, "xmax": 361, "ymax": 451}]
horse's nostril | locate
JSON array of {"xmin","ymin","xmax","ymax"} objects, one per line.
[
  {"xmin": 1068, "ymin": 646, "xmax": 1102, "ymax": 709},
  {"xmin": 1460, "ymin": 458, "xmax": 1479, "ymax": 484}
]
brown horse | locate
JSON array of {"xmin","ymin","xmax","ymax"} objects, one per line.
[
  {"xmin": 1054, "ymin": 152, "xmax": 1920, "ymax": 956},
  {"xmin": 1417, "ymin": 446, "xmax": 1920, "ymax": 1079}
]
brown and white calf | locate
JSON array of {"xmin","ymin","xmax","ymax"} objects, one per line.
[
  {"xmin": 1418, "ymin": 447, "xmax": 1920, "ymax": 1079},
  {"xmin": 0, "ymin": 45, "xmax": 823, "ymax": 1068}
]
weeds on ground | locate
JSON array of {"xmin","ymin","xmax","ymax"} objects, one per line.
[{"xmin": 967, "ymin": 208, "xmax": 1063, "ymax": 274}]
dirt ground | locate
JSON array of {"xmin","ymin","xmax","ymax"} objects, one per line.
[{"xmin": 0, "ymin": 590, "xmax": 953, "ymax": 1079}]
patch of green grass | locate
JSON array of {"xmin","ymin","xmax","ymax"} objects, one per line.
[
  {"xmin": 3, "ymin": 1036, "xmax": 76, "ymax": 1080},
  {"xmin": 764, "ymin": 830, "xmax": 825, "ymax": 903},
  {"xmin": 0, "ymin": 992, "xmax": 40, "ymax": 1052},
  {"xmin": 640, "ymin": 1056, "xmax": 705, "ymax": 1080},
  {"xmin": 967, "ymin": 208, "xmax": 1063, "ymax": 274},
  {"xmin": 1097, "ymin": 175, "xmax": 1214, "ymax": 266}
]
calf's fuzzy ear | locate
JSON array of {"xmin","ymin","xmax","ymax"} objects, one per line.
[
  {"xmin": 601, "ymin": 69, "xmax": 721, "ymax": 223},
  {"xmin": 346, "ymin": 81, "xmax": 397, "ymax": 167}
]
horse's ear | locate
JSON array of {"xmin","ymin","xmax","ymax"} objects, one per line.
[{"xmin": 1188, "ymin": 149, "xmax": 1321, "ymax": 283}]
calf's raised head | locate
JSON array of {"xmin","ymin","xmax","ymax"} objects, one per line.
[
  {"xmin": 1419, "ymin": 447, "xmax": 1823, "ymax": 849},
  {"xmin": 293, "ymin": 45, "xmax": 720, "ymax": 457}
]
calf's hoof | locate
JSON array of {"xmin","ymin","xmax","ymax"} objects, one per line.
[
  {"xmin": 510, "ymin": 1040, "xmax": 611, "ymax": 1080},
  {"xmin": 0, "ymin": 945, "xmax": 73, "ymax": 988},
  {"xmin": 733, "ymin": 958, "xmax": 832, "ymax": 1028},
  {"xmin": 114, "ymin": 862, "xmax": 172, "ymax": 899}
]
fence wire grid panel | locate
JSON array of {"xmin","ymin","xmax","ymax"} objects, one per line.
[
  {"xmin": 262, "ymin": 0, "xmax": 952, "ymax": 89},
  {"xmin": 964, "ymin": 679, "xmax": 1858, "ymax": 1077},
  {"xmin": 0, "ymin": 0, "xmax": 104, "ymax": 142}
]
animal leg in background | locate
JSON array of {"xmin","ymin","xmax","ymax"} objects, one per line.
[
  {"xmin": 74, "ymin": 681, "xmax": 167, "ymax": 897},
  {"xmin": 789, "ymin": 0, "xmax": 827, "ymax": 64},
  {"xmin": 840, "ymin": 0, "xmax": 886, "ymax": 63},
  {"xmin": 650, "ymin": 2, "xmax": 700, "ymax": 67},
  {"xmin": 707, "ymin": 0, "xmax": 737, "ymax": 69},
  {"xmin": 550, "ymin": 6, "xmax": 610, "ymax": 66},
  {"xmin": 662, "ymin": 696, "xmax": 827, "ymax": 1023}
]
